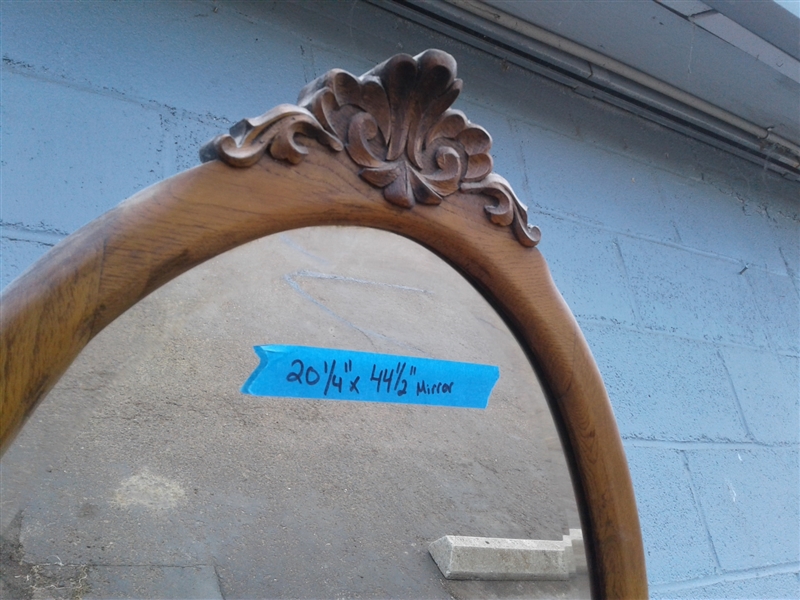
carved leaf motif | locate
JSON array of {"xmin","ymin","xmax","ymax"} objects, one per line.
[
  {"xmin": 461, "ymin": 174, "xmax": 542, "ymax": 248},
  {"xmin": 199, "ymin": 104, "xmax": 342, "ymax": 167},
  {"xmin": 200, "ymin": 50, "xmax": 539, "ymax": 247},
  {"xmin": 297, "ymin": 50, "xmax": 498, "ymax": 210}
]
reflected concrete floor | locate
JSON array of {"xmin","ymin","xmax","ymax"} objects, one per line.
[{"xmin": 1, "ymin": 227, "xmax": 589, "ymax": 599}]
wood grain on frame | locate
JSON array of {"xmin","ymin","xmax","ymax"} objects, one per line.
[{"xmin": 0, "ymin": 50, "xmax": 647, "ymax": 599}]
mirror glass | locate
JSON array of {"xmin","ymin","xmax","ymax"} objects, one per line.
[{"xmin": 1, "ymin": 227, "xmax": 590, "ymax": 599}]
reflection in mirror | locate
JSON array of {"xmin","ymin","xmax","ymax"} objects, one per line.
[{"xmin": 0, "ymin": 227, "xmax": 590, "ymax": 599}]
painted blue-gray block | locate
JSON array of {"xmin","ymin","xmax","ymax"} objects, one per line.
[
  {"xmin": 0, "ymin": 1, "xmax": 310, "ymax": 124},
  {"xmin": 517, "ymin": 126, "xmax": 681, "ymax": 244},
  {"xmin": 521, "ymin": 75, "xmax": 796, "ymax": 217},
  {"xmin": 533, "ymin": 214, "xmax": 637, "ymax": 326},
  {"xmin": 624, "ymin": 447, "xmax": 717, "ymax": 584},
  {"xmin": 618, "ymin": 237, "xmax": 768, "ymax": 347},
  {"xmin": 686, "ymin": 448, "xmax": 800, "ymax": 571},
  {"xmin": 161, "ymin": 117, "xmax": 231, "ymax": 177},
  {"xmin": 744, "ymin": 269, "xmax": 799, "ymax": 355},
  {"xmin": 1, "ymin": 71, "xmax": 162, "ymax": 233},
  {"xmin": 667, "ymin": 178, "xmax": 789, "ymax": 275},
  {"xmin": 720, "ymin": 347, "xmax": 799, "ymax": 444},
  {"xmin": 651, "ymin": 572, "xmax": 800, "ymax": 600},
  {"xmin": 766, "ymin": 199, "xmax": 800, "ymax": 285},
  {"xmin": 461, "ymin": 55, "xmax": 731, "ymax": 215},
  {"xmin": 0, "ymin": 237, "xmax": 53, "ymax": 290},
  {"xmin": 583, "ymin": 324, "xmax": 748, "ymax": 441}
]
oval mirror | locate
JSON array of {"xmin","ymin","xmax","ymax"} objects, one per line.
[{"xmin": 2, "ymin": 226, "xmax": 590, "ymax": 598}]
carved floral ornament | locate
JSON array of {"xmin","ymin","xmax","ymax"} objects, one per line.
[{"xmin": 200, "ymin": 49, "xmax": 541, "ymax": 247}]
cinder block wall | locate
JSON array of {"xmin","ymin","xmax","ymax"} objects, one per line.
[{"xmin": 2, "ymin": 2, "xmax": 798, "ymax": 597}]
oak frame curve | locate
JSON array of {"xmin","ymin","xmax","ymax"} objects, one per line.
[{"xmin": 0, "ymin": 51, "xmax": 647, "ymax": 599}]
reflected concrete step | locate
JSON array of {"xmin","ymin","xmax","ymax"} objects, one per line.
[{"xmin": 429, "ymin": 530, "xmax": 585, "ymax": 581}]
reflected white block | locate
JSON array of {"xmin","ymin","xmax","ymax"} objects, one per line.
[{"xmin": 429, "ymin": 531, "xmax": 586, "ymax": 580}]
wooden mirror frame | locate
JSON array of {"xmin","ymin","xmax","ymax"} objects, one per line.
[{"xmin": 0, "ymin": 50, "xmax": 647, "ymax": 598}]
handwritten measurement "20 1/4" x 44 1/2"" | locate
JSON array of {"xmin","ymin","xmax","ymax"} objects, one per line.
[{"xmin": 241, "ymin": 345, "xmax": 499, "ymax": 409}]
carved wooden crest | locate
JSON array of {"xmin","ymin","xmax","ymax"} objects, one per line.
[{"xmin": 200, "ymin": 50, "xmax": 540, "ymax": 247}]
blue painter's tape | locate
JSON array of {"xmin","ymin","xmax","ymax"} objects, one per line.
[{"xmin": 242, "ymin": 345, "xmax": 499, "ymax": 409}]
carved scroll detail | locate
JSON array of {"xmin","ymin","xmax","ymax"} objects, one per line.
[
  {"xmin": 199, "ymin": 104, "xmax": 343, "ymax": 167},
  {"xmin": 462, "ymin": 174, "xmax": 541, "ymax": 247},
  {"xmin": 200, "ymin": 50, "xmax": 539, "ymax": 247}
]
